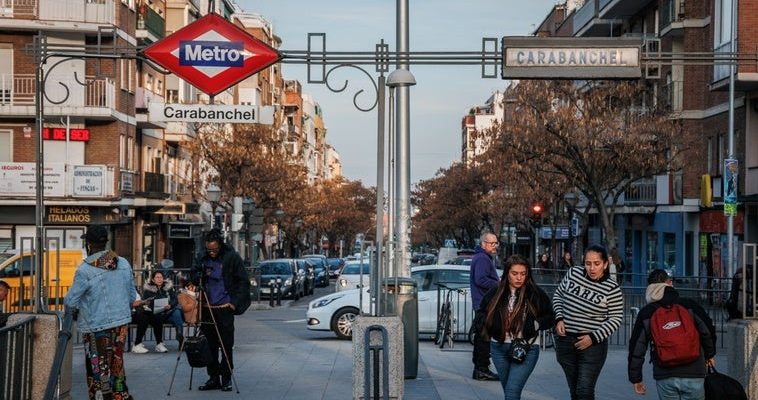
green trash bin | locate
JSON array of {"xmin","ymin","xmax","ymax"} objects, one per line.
[{"xmin": 381, "ymin": 277, "xmax": 418, "ymax": 379}]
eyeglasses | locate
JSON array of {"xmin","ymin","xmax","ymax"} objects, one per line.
[
  {"xmin": 205, "ymin": 246, "xmax": 220, "ymax": 253},
  {"xmin": 483, "ymin": 241, "xmax": 499, "ymax": 246}
]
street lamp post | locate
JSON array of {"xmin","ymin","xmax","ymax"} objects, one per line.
[
  {"xmin": 207, "ymin": 184, "xmax": 222, "ymax": 230},
  {"xmin": 242, "ymin": 198, "xmax": 255, "ymax": 265},
  {"xmin": 275, "ymin": 209, "xmax": 285, "ymax": 258},
  {"xmin": 386, "ymin": 69, "xmax": 416, "ymax": 281}
]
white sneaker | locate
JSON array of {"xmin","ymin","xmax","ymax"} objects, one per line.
[
  {"xmin": 132, "ymin": 343, "xmax": 148, "ymax": 354},
  {"xmin": 155, "ymin": 342, "xmax": 168, "ymax": 353}
]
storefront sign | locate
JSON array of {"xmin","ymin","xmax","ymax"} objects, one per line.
[
  {"xmin": 73, "ymin": 165, "xmax": 105, "ymax": 197},
  {"xmin": 43, "ymin": 128, "xmax": 90, "ymax": 141},
  {"xmin": 47, "ymin": 206, "xmax": 91, "ymax": 224},
  {"xmin": 168, "ymin": 223, "xmax": 202, "ymax": 239},
  {"xmin": 0, "ymin": 162, "xmax": 65, "ymax": 196}
]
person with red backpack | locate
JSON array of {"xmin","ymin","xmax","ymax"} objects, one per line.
[{"xmin": 628, "ymin": 269, "xmax": 716, "ymax": 399}]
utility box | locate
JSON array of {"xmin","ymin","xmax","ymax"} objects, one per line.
[
  {"xmin": 381, "ymin": 277, "xmax": 418, "ymax": 379},
  {"xmin": 352, "ymin": 316, "xmax": 404, "ymax": 400}
]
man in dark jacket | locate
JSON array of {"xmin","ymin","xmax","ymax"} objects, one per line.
[
  {"xmin": 628, "ymin": 269, "xmax": 716, "ymax": 399},
  {"xmin": 193, "ymin": 229, "xmax": 251, "ymax": 392},
  {"xmin": 469, "ymin": 232, "xmax": 500, "ymax": 381}
]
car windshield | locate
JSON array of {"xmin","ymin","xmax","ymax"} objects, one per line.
[
  {"xmin": 304, "ymin": 257, "xmax": 326, "ymax": 269},
  {"xmin": 0, "ymin": 253, "xmax": 14, "ymax": 265},
  {"xmin": 341, "ymin": 263, "xmax": 370, "ymax": 275},
  {"xmin": 259, "ymin": 263, "xmax": 291, "ymax": 275}
]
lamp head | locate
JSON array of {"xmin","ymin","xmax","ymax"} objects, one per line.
[{"xmin": 386, "ymin": 69, "xmax": 417, "ymax": 88}]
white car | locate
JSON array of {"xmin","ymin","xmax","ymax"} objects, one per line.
[
  {"xmin": 306, "ymin": 264, "xmax": 472, "ymax": 340},
  {"xmin": 335, "ymin": 260, "xmax": 371, "ymax": 292}
]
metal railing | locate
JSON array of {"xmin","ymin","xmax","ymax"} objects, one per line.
[
  {"xmin": 532, "ymin": 270, "xmax": 733, "ymax": 349},
  {"xmin": 0, "ymin": 315, "xmax": 35, "ymax": 400}
]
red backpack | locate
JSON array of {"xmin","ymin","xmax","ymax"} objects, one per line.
[{"xmin": 650, "ymin": 303, "xmax": 701, "ymax": 367}]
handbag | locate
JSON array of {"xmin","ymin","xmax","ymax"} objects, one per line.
[
  {"xmin": 177, "ymin": 291, "xmax": 199, "ymax": 326},
  {"xmin": 508, "ymin": 337, "xmax": 536, "ymax": 364},
  {"xmin": 704, "ymin": 366, "xmax": 747, "ymax": 400},
  {"xmin": 184, "ymin": 335, "xmax": 213, "ymax": 368}
]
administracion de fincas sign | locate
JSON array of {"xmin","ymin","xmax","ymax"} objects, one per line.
[{"xmin": 143, "ymin": 13, "xmax": 281, "ymax": 96}]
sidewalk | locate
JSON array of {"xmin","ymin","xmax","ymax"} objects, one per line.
[{"xmin": 68, "ymin": 310, "xmax": 727, "ymax": 399}]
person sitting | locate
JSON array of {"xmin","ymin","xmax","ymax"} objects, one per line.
[{"xmin": 131, "ymin": 271, "xmax": 184, "ymax": 353}]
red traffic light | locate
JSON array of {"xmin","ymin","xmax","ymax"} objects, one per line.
[{"xmin": 531, "ymin": 202, "xmax": 543, "ymax": 215}]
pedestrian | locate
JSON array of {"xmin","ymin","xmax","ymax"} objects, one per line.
[
  {"xmin": 628, "ymin": 269, "xmax": 716, "ymax": 399},
  {"xmin": 537, "ymin": 253, "xmax": 553, "ymax": 273},
  {"xmin": 469, "ymin": 232, "xmax": 501, "ymax": 381},
  {"xmin": 193, "ymin": 228, "xmax": 251, "ymax": 392},
  {"xmin": 552, "ymin": 244, "xmax": 624, "ymax": 400},
  {"xmin": 610, "ymin": 247, "xmax": 625, "ymax": 283},
  {"xmin": 480, "ymin": 254, "xmax": 555, "ymax": 399},
  {"xmin": 64, "ymin": 225, "xmax": 138, "ymax": 400},
  {"xmin": 0, "ymin": 279, "xmax": 9, "ymax": 327},
  {"xmin": 130, "ymin": 270, "xmax": 184, "ymax": 354},
  {"xmin": 559, "ymin": 251, "xmax": 574, "ymax": 271}
]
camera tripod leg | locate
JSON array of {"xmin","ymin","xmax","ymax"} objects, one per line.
[
  {"xmin": 203, "ymin": 291, "xmax": 241, "ymax": 394},
  {"xmin": 167, "ymin": 328, "xmax": 189, "ymax": 396}
]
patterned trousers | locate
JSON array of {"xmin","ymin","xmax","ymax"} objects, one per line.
[{"xmin": 83, "ymin": 325, "xmax": 132, "ymax": 400}]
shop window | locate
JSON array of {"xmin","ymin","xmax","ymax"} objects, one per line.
[
  {"xmin": 663, "ymin": 233, "xmax": 676, "ymax": 275},
  {"xmin": 647, "ymin": 231, "xmax": 658, "ymax": 272}
]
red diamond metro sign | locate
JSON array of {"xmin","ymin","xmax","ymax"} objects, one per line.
[{"xmin": 143, "ymin": 13, "xmax": 281, "ymax": 96}]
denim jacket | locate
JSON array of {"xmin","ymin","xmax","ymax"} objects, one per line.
[{"xmin": 64, "ymin": 250, "xmax": 137, "ymax": 333}]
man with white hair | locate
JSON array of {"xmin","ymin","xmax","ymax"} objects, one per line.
[{"xmin": 469, "ymin": 232, "xmax": 500, "ymax": 380}]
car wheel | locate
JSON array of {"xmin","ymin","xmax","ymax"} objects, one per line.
[{"xmin": 331, "ymin": 307, "xmax": 359, "ymax": 340}]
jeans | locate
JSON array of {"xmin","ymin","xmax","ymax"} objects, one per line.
[
  {"xmin": 555, "ymin": 335, "xmax": 608, "ymax": 400},
  {"xmin": 472, "ymin": 308, "xmax": 492, "ymax": 370},
  {"xmin": 490, "ymin": 342, "xmax": 539, "ymax": 400},
  {"xmin": 655, "ymin": 377, "xmax": 705, "ymax": 400}
]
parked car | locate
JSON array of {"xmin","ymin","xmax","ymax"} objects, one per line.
[
  {"xmin": 302, "ymin": 255, "xmax": 330, "ymax": 287},
  {"xmin": 306, "ymin": 264, "xmax": 472, "ymax": 339},
  {"xmin": 326, "ymin": 257, "xmax": 345, "ymax": 278},
  {"xmin": 256, "ymin": 259, "xmax": 304, "ymax": 300},
  {"xmin": 335, "ymin": 260, "xmax": 370, "ymax": 292},
  {"xmin": 296, "ymin": 259, "xmax": 316, "ymax": 296}
]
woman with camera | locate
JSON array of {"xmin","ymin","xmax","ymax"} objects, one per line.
[{"xmin": 480, "ymin": 254, "xmax": 555, "ymax": 400}]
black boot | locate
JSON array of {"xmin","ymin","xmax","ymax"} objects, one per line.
[
  {"xmin": 221, "ymin": 376, "xmax": 232, "ymax": 392},
  {"xmin": 472, "ymin": 367, "xmax": 499, "ymax": 381},
  {"xmin": 198, "ymin": 377, "xmax": 221, "ymax": 391}
]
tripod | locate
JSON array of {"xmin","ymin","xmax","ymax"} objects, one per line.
[{"xmin": 167, "ymin": 285, "xmax": 240, "ymax": 395}]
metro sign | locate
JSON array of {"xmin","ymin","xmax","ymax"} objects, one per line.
[{"xmin": 143, "ymin": 13, "xmax": 281, "ymax": 96}]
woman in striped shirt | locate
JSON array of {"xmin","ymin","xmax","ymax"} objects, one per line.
[{"xmin": 552, "ymin": 244, "xmax": 624, "ymax": 400}]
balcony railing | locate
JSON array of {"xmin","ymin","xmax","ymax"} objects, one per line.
[
  {"xmin": 660, "ymin": 80, "xmax": 684, "ymax": 112},
  {"xmin": 0, "ymin": 0, "xmax": 114, "ymax": 24},
  {"xmin": 143, "ymin": 171, "xmax": 167, "ymax": 196},
  {"xmin": 137, "ymin": 5, "xmax": 165, "ymax": 40},
  {"xmin": 0, "ymin": 73, "xmax": 114, "ymax": 109},
  {"xmin": 623, "ymin": 178, "xmax": 657, "ymax": 206},
  {"xmin": 660, "ymin": 0, "xmax": 685, "ymax": 30}
]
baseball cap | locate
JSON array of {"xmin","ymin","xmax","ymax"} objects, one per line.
[{"xmin": 81, "ymin": 225, "xmax": 109, "ymax": 243}]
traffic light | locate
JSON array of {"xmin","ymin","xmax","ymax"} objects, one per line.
[{"xmin": 530, "ymin": 201, "xmax": 544, "ymax": 227}]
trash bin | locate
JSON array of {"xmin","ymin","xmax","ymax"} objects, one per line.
[{"xmin": 381, "ymin": 277, "xmax": 418, "ymax": 379}]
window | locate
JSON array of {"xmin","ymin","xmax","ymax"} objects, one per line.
[
  {"xmin": 126, "ymin": 136, "xmax": 134, "ymax": 169},
  {"xmin": 145, "ymin": 74, "xmax": 153, "ymax": 91},
  {"xmin": 166, "ymin": 89, "xmax": 178, "ymax": 103},
  {"xmin": 713, "ymin": 0, "xmax": 735, "ymax": 81},
  {"xmin": 120, "ymin": 135, "xmax": 126, "ymax": 168},
  {"xmin": 647, "ymin": 231, "xmax": 658, "ymax": 272},
  {"xmin": 0, "ymin": 130, "xmax": 11, "ymax": 161}
]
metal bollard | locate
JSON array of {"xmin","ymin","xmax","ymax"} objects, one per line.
[
  {"xmin": 276, "ymin": 277, "xmax": 282, "ymax": 306},
  {"xmin": 269, "ymin": 279, "xmax": 275, "ymax": 307}
]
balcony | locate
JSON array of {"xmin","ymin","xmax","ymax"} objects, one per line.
[
  {"xmin": 622, "ymin": 178, "xmax": 657, "ymax": 206},
  {"xmin": 660, "ymin": 80, "xmax": 684, "ymax": 112},
  {"xmin": 0, "ymin": 0, "xmax": 115, "ymax": 26},
  {"xmin": 659, "ymin": 0, "xmax": 685, "ymax": 35},
  {"xmin": 573, "ymin": 0, "xmax": 656, "ymax": 37},
  {"xmin": 0, "ymin": 73, "xmax": 115, "ymax": 118},
  {"xmin": 137, "ymin": 5, "xmax": 165, "ymax": 43},
  {"xmin": 0, "ymin": 162, "xmax": 115, "ymax": 198},
  {"xmin": 142, "ymin": 171, "xmax": 168, "ymax": 198}
]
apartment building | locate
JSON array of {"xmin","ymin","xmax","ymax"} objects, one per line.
[
  {"xmin": 535, "ymin": 0, "xmax": 757, "ymax": 280},
  {"xmin": 460, "ymin": 89, "xmax": 509, "ymax": 165},
  {"xmin": 0, "ymin": 0, "xmax": 140, "ymax": 259}
]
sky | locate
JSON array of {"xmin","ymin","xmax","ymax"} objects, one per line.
[{"xmin": 236, "ymin": 0, "xmax": 559, "ymax": 186}]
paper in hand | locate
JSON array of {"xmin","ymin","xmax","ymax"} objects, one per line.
[{"xmin": 153, "ymin": 297, "xmax": 169, "ymax": 313}]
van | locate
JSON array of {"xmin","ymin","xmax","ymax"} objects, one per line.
[{"xmin": 0, "ymin": 248, "xmax": 86, "ymax": 311}]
